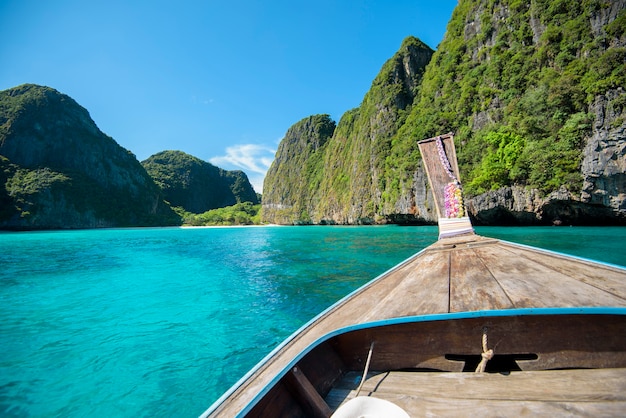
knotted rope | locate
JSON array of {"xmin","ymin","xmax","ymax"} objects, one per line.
[{"xmin": 475, "ymin": 328, "xmax": 494, "ymax": 373}]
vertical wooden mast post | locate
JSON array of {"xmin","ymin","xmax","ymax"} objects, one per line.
[{"xmin": 418, "ymin": 133, "xmax": 474, "ymax": 239}]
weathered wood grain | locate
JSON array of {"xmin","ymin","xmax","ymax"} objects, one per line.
[
  {"xmin": 286, "ymin": 366, "xmax": 332, "ymax": 418},
  {"xmin": 417, "ymin": 133, "xmax": 459, "ymax": 219},
  {"xmin": 203, "ymin": 234, "xmax": 626, "ymax": 417},
  {"xmin": 475, "ymin": 244, "xmax": 626, "ymax": 308},
  {"xmin": 330, "ymin": 314, "xmax": 626, "ymax": 372},
  {"xmin": 363, "ymin": 250, "xmax": 450, "ymax": 320},
  {"xmin": 449, "ymin": 247, "xmax": 514, "ymax": 311},
  {"xmin": 329, "ymin": 368, "xmax": 626, "ymax": 417},
  {"xmin": 201, "ymin": 135, "xmax": 626, "ymax": 417},
  {"xmin": 499, "ymin": 240, "xmax": 626, "ymax": 298}
]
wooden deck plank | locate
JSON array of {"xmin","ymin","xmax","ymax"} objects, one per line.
[
  {"xmin": 328, "ymin": 368, "xmax": 626, "ymax": 417},
  {"xmin": 340, "ymin": 369, "xmax": 626, "ymax": 401},
  {"xmin": 450, "ymin": 247, "xmax": 514, "ymax": 312},
  {"xmin": 473, "ymin": 244, "xmax": 626, "ymax": 308},
  {"xmin": 498, "ymin": 241, "xmax": 626, "ymax": 299},
  {"xmin": 363, "ymin": 250, "xmax": 451, "ymax": 320},
  {"xmin": 350, "ymin": 396, "xmax": 626, "ymax": 417},
  {"xmin": 204, "ymin": 235, "xmax": 626, "ymax": 416}
]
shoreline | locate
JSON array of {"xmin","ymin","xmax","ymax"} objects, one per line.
[{"xmin": 179, "ymin": 224, "xmax": 282, "ymax": 229}]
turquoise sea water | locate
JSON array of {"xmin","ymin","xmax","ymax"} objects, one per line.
[{"xmin": 1, "ymin": 225, "xmax": 625, "ymax": 417}]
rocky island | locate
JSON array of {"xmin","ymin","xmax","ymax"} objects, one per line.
[{"xmin": 262, "ymin": 0, "xmax": 625, "ymax": 226}]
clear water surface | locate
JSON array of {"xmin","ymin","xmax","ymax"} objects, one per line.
[{"xmin": 1, "ymin": 225, "xmax": 625, "ymax": 417}]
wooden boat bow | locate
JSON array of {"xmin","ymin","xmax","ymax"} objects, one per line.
[{"xmin": 200, "ymin": 134, "xmax": 626, "ymax": 417}]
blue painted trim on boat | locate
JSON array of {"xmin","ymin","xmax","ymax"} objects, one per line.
[
  {"xmin": 201, "ymin": 306, "xmax": 626, "ymax": 417},
  {"xmin": 316, "ymin": 306, "xmax": 626, "ymax": 338}
]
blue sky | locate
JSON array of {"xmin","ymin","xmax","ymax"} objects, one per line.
[{"xmin": 0, "ymin": 0, "xmax": 457, "ymax": 192}]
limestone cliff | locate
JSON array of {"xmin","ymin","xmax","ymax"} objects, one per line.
[
  {"xmin": 462, "ymin": 0, "xmax": 626, "ymax": 225},
  {"xmin": 262, "ymin": 37, "xmax": 435, "ymax": 224},
  {"xmin": 142, "ymin": 150, "xmax": 258, "ymax": 214},
  {"xmin": 0, "ymin": 84, "xmax": 179, "ymax": 229},
  {"xmin": 263, "ymin": 0, "xmax": 626, "ymax": 225},
  {"xmin": 262, "ymin": 114, "xmax": 336, "ymax": 224}
]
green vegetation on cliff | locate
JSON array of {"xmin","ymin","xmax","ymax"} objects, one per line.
[
  {"xmin": 142, "ymin": 150, "xmax": 259, "ymax": 214},
  {"xmin": 263, "ymin": 37, "xmax": 435, "ymax": 224},
  {"xmin": 317, "ymin": 37, "xmax": 435, "ymax": 221},
  {"xmin": 263, "ymin": 0, "xmax": 625, "ymax": 225},
  {"xmin": 0, "ymin": 85, "xmax": 262, "ymax": 229},
  {"xmin": 393, "ymin": 0, "xmax": 624, "ymax": 196},
  {"xmin": 178, "ymin": 202, "xmax": 261, "ymax": 226},
  {"xmin": 0, "ymin": 84, "xmax": 180, "ymax": 229},
  {"xmin": 262, "ymin": 114, "xmax": 336, "ymax": 224},
  {"xmin": 3, "ymin": 1, "xmax": 624, "ymax": 228}
]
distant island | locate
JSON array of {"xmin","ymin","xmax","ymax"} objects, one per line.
[{"xmin": 0, "ymin": 84, "xmax": 258, "ymax": 230}]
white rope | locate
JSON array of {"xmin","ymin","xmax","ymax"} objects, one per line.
[
  {"xmin": 356, "ymin": 342, "xmax": 375, "ymax": 396},
  {"xmin": 475, "ymin": 328, "xmax": 494, "ymax": 373}
]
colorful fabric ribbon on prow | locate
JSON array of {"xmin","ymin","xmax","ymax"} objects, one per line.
[
  {"xmin": 418, "ymin": 133, "xmax": 474, "ymax": 239},
  {"xmin": 435, "ymin": 135, "xmax": 466, "ymax": 219}
]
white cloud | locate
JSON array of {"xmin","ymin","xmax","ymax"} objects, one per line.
[
  {"xmin": 210, "ymin": 144, "xmax": 276, "ymax": 193},
  {"xmin": 191, "ymin": 95, "xmax": 214, "ymax": 105}
]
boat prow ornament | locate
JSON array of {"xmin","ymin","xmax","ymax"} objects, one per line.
[{"xmin": 417, "ymin": 133, "xmax": 474, "ymax": 239}]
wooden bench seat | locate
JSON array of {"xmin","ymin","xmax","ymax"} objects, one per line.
[{"xmin": 326, "ymin": 368, "xmax": 626, "ymax": 417}]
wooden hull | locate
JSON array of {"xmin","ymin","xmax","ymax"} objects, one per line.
[
  {"xmin": 248, "ymin": 309, "xmax": 626, "ymax": 417},
  {"xmin": 202, "ymin": 133, "xmax": 626, "ymax": 416},
  {"xmin": 200, "ymin": 235, "xmax": 626, "ymax": 417}
]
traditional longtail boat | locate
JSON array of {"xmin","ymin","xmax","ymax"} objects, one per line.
[{"xmin": 200, "ymin": 134, "xmax": 626, "ymax": 417}]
